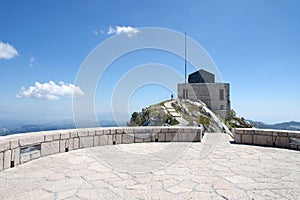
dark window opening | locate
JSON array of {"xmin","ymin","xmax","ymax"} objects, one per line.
[
  {"xmin": 183, "ymin": 89, "xmax": 188, "ymax": 99},
  {"xmin": 219, "ymin": 89, "xmax": 224, "ymax": 100},
  {"xmin": 10, "ymin": 161, "xmax": 15, "ymax": 168}
]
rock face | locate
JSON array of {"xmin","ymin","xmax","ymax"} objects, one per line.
[{"xmin": 129, "ymin": 99, "xmax": 229, "ymax": 133}]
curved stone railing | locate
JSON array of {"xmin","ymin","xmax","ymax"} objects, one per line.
[
  {"xmin": 234, "ymin": 128, "xmax": 300, "ymax": 150},
  {"xmin": 0, "ymin": 126, "xmax": 202, "ymax": 171}
]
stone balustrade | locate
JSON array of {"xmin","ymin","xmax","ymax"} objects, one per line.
[
  {"xmin": 234, "ymin": 128, "xmax": 300, "ymax": 150},
  {"xmin": 0, "ymin": 126, "xmax": 202, "ymax": 172}
]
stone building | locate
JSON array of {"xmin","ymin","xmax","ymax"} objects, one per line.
[{"xmin": 178, "ymin": 69, "xmax": 231, "ymax": 119}]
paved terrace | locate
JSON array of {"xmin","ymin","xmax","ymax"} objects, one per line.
[{"xmin": 0, "ymin": 132, "xmax": 299, "ymax": 200}]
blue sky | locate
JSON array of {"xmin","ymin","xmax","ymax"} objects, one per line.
[{"xmin": 0, "ymin": 0, "xmax": 300, "ymax": 124}]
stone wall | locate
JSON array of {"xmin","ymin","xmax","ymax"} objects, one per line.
[
  {"xmin": 0, "ymin": 126, "xmax": 202, "ymax": 172},
  {"xmin": 234, "ymin": 128, "xmax": 300, "ymax": 150}
]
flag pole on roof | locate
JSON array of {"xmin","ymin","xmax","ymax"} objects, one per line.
[{"xmin": 184, "ymin": 32, "xmax": 187, "ymax": 84}]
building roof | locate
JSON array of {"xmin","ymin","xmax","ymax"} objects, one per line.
[{"xmin": 188, "ymin": 69, "xmax": 215, "ymax": 83}]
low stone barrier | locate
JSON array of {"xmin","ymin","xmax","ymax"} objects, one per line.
[
  {"xmin": 234, "ymin": 128, "xmax": 300, "ymax": 150},
  {"xmin": 0, "ymin": 126, "xmax": 202, "ymax": 172}
]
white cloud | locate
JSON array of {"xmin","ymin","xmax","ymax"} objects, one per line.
[
  {"xmin": 93, "ymin": 30, "xmax": 99, "ymax": 36},
  {"xmin": 17, "ymin": 81, "xmax": 84, "ymax": 100},
  {"xmin": 108, "ymin": 26, "xmax": 140, "ymax": 37},
  {"xmin": 92, "ymin": 30, "xmax": 104, "ymax": 36},
  {"xmin": 0, "ymin": 41, "xmax": 19, "ymax": 59},
  {"xmin": 29, "ymin": 56, "xmax": 35, "ymax": 67}
]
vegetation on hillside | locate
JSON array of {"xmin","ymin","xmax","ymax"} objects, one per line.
[
  {"xmin": 128, "ymin": 103, "xmax": 179, "ymax": 126},
  {"xmin": 128, "ymin": 99, "xmax": 255, "ymax": 133},
  {"xmin": 171, "ymin": 100, "xmax": 221, "ymax": 132},
  {"xmin": 225, "ymin": 109, "xmax": 255, "ymax": 130},
  {"xmin": 199, "ymin": 115, "xmax": 210, "ymax": 127}
]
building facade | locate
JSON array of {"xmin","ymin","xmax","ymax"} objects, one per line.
[{"xmin": 178, "ymin": 70, "xmax": 231, "ymax": 119}]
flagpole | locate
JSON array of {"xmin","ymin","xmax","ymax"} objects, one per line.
[{"xmin": 184, "ymin": 32, "xmax": 187, "ymax": 84}]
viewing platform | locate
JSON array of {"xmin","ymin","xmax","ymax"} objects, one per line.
[
  {"xmin": 0, "ymin": 127, "xmax": 202, "ymax": 172},
  {"xmin": 0, "ymin": 127, "xmax": 299, "ymax": 199}
]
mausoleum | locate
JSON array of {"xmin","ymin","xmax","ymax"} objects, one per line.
[{"xmin": 178, "ymin": 69, "xmax": 231, "ymax": 119}]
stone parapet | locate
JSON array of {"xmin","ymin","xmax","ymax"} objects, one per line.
[
  {"xmin": 0, "ymin": 126, "xmax": 202, "ymax": 172},
  {"xmin": 233, "ymin": 128, "xmax": 300, "ymax": 150}
]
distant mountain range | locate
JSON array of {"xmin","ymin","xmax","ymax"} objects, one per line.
[
  {"xmin": 248, "ymin": 120, "xmax": 300, "ymax": 131},
  {"xmin": 0, "ymin": 120, "xmax": 127, "ymax": 136}
]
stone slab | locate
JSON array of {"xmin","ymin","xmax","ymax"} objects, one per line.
[
  {"xmin": 274, "ymin": 136, "xmax": 289, "ymax": 148},
  {"xmin": 186, "ymin": 132, "xmax": 197, "ymax": 142},
  {"xmin": 53, "ymin": 133, "xmax": 60, "ymax": 140},
  {"xmin": 165, "ymin": 132, "xmax": 174, "ymax": 142},
  {"xmin": 80, "ymin": 137, "xmax": 94, "ymax": 148},
  {"xmin": 93, "ymin": 136, "xmax": 100, "ymax": 147},
  {"xmin": 41, "ymin": 141, "xmax": 60, "ymax": 157},
  {"xmin": 10, "ymin": 140, "xmax": 19, "ymax": 149},
  {"xmin": 70, "ymin": 130, "xmax": 78, "ymax": 138},
  {"xmin": 107, "ymin": 135, "xmax": 113, "ymax": 145},
  {"xmin": 241, "ymin": 134, "xmax": 253, "ymax": 144},
  {"xmin": 88, "ymin": 129, "xmax": 96, "ymax": 136},
  {"xmin": 99, "ymin": 135, "xmax": 108, "ymax": 146},
  {"xmin": 122, "ymin": 134, "xmax": 134, "ymax": 144},
  {"xmin": 253, "ymin": 135, "xmax": 273, "ymax": 146},
  {"xmin": 68, "ymin": 138, "xmax": 74, "ymax": 151},
  {"xmin": 116, "ymin": 134, "xmax": 122, "ymax": 144},
  {"xmin": 19, "ymin": 135, "xmax": 44, "ymax": 147},
  {"xmin": 234, "ymin": 133, "xmax": 242, "ymax": 143},
  {"xmin": 193, "ymin": 132, "xmax": 201, "ymax": 142},
  {"xmin": 117, "ymin": 129, "xmax": 124, "ymax": 134},
  {"xmin": 44, "ymin": 134, "xmax": 53, "ymax": 142},
  {"xmin": 158, "ymin": 133, "xmax": 166, "ymax": 142},
  {"xmin": 60, "ymin": 132, "xmax": 70, "ymax": 140},
  {"xmin": 95, "ymin": 129, "xmax": 104, "ymax": 135},
  {"xmin": 3, "ymin": 150, "xmax": 11, "ymax": 170},
  {"xmin": 78, "ymin": 130, "xmax": 88, "ymax": 137},
  {"xmin": 110, "ymin": 129, "xmax": 117, "ymax": 134},
  {"xmin": 0, "ymin": 153, "xmax": 3, "ymax": 171},
  {"xmin": 73, "ymin": 138, "xmax": 79, "ymax": 150},
  {"xmin": 0, "ymin": 141, "xmax": 10, "ymax": 152}
]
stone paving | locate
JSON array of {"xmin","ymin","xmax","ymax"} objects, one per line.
[
  {"xmin": 0, "ymin": 133, "xmax": 299, "ymax": 200},
  {"xmin": 164, "ymin": 100, "xmax": 189, "ymax": 126}
]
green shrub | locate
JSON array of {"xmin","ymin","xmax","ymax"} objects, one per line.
[
  {"xmin": 166, "ymin": 114, "xmax": 179, "ymax": 125},
  {"xmin": 199, "ymin": 115, "xmax": 210, "ymax": 127}
]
